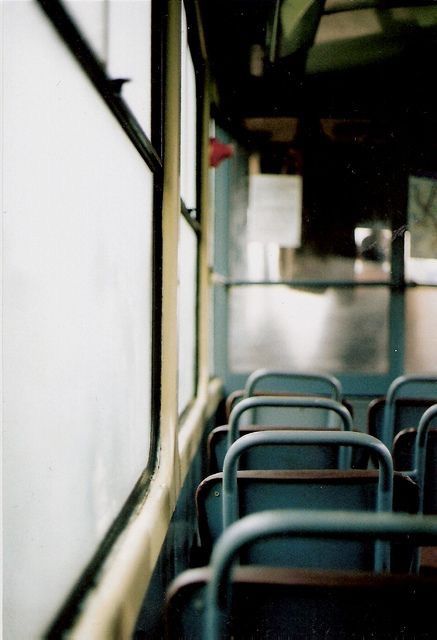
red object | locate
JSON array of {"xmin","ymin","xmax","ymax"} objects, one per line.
[{"xmin": 209, "ymin": 138, "xmax": 234, "ymax": 167}]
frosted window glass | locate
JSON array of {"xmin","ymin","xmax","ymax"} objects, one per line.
[
  {"xmin": 229, "ymin": 286, "xmax": 389, "ymax": 373},
  {"xmin": 178, "ymin": 217, "xmax": 198, "ymax": 414},
  {"xmin": 107, "ymin": 0, "xmax": 152, "ymax": 137},
  {"xmin": 180, "ymin": 6, "xmax": 197, "ymax": 211},
  {"xmin": 3, "ymin": 2, "xmax": 153, "ymax": 637}
]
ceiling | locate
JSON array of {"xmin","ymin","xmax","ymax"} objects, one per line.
[{"xmin": 198, "ymin": 0, "xmax": 437, "ymax": 144}]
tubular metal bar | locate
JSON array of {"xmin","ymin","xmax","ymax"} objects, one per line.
[
  {"xmin": 36, "ymin": 0, "xmax": 162, "ymax": 174},
  {"xmin": 227, "ymin": 396, "xmax": 354, "ymax": 448},
  {"xmin": 204, "ymin": 510, "xmax": 437, "ymax": 640},
  {"xmin": 415, "ymin": 404, "xmax": 437, "ymax": 513},
  {"xmin": 181, "ymin": 200, "xmax": 201, "ymax": 235},
  {"xmin": 244, "ymin": 369, "xmax": 342, "ymax": 402},
  {"xmin": 222, "ymin": 430, "xmax": 393, "ymax": 531},
  {"xmin": 382, "ymin": 375, "xmax": 437, "ymax": 447},
  {"xmin": 226, "ymin": 279, "xmax": 395, "ymax": 288},
  {"xmin": 219, "ymin": 279, "xmax": 437, "ymax": 289}
]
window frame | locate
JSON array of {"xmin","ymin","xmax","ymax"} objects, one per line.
[{"xmin": 177, "ymin": 0, "xmax": 206, "ymax": 419}]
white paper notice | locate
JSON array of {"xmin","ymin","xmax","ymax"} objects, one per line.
[{"xmin": 247, "ymin": 174, "xmax": 302, "ymax": 246}]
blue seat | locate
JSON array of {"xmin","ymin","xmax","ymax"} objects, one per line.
[
  {"xmin": 207, "ymin": 424, "xmax": 342, "ymax": 473},
  {"xmin": 197, "ymin": 431, "xmax": 418, "ymax": 570},
  {"xmin": 369, "ymin": 374, "xmax": 437, "ymax": 448},
  {"xmin": 226, "ymin": 369, "xmax": 345, "ymax": 427},
  {"xmin": 196, "ymin": 469, "xmax": 418, "ymax": 568},
  {"xmin": 393, "ymin": 404, "xmax": 437, "ymax": 515},
  {"xmin": 226, "ymin": 397, "xmax": 353, "ymax": 446},
  {"xmin": 244, "ymin": 369, "xmax": 343, "ymax": 400},
  {"xmin": 209, "ymin": 395, "xmax": 361, "ymax": 474},
  {"xmin": 166, "ymin": 511, "xmax": 437, "ymax": 640}
]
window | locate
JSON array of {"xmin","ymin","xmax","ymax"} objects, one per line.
[{"xmin": 2, "ymin": 1, "xmax": 159, "ymax": 636}]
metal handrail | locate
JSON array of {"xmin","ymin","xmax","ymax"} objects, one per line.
[
  {"xmin": 204, "ymin": 509, "xmax": 437, "ymax": 640},
  {"xmin": 228, "ymin": 395, "xmax": 353, "ymax": 448},
  {"xmin": 244, "ymin": 369, "xmax": 342, "ymax": 402},
  {"xmin": 222, "ymin": 430, "xmax": 393, "ymax": 531}
]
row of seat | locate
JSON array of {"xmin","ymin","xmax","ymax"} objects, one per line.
[
  {"xmin": 199, "ymin": 429, "xmax": 418, "ymax": 570},
  {"xmin": 225, "ymin": 369, "xmax": 437, "ymax": 443},
  {"xmin": 165, "ymin": 371, "xmax": 437, "ymax": 637},
  {"xmin": 218, "ymin": 370, "xmax": 437, "ymax": 513},
  {"xmin": 208, "ymin": 396, "xmax": 437, "ymax": 514}
]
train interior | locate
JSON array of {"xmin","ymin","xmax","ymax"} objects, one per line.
[
  {"xmin": 156, "ymin": 1, "xmax": 437, "ymax": 636},
  {"xmin": 2, "ymin": 0, "xmax": 437, "ymax": 638}
]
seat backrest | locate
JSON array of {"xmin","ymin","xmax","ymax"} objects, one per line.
[
  {"xmin": 375, "ymin": 375, "xmax": 437, "ymax": 447},
  {"xmin": 205, "ymin": 510, "xmax": 437, "ymax": 640},
  {"xmin": 368, "ymin": 397, "xmax": 437, "ymax": 445},
  {"xmin": 166, "ymin": 566, "xmax": 437, "ymax": 640},
  {"xmin": 244, "ymin": 369, "xmax": 343, "ymax": 401},
  {"xmin": 198, "ymin": 431, "xmax": 420, "ymax": 571},
  {"xmin": 225, "ymin": 369, "xmax": 343, "ymax": 421},
  {"xmin": 207, "ymin": 425, "xmax": 341, "ymax": 474},
  {"xmin": 228, "ymin": 370, "xmax": 345, "ymax": 427},
  {"xmin": 196, "ymin": 470, "xmax": 418, "ymax": 568},
  {"xmin": 211, "ymin": 396, "xmax": 354, "ymax": 477},
  {"xmin": 166, "ymin": 511, "xmax": 437, "ymax": 640},
  {"xmin": 222, "ymin": 430, "xmax": 393, "ymax": 526},
  {"xmin": 393, "ymin": 429, "xmax": 437, "ymax": 514},
  {"xmin": 393, "ymin": 405, "xmax": 437, "ymax": 515},
  {"xmin": 227, "ymin": 396, "xmax": 353, "ymax": 448}
]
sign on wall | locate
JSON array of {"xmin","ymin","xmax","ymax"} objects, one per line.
[{"xmin": 247, "ymin": 174, "xmax": 302, "ymax": 247}]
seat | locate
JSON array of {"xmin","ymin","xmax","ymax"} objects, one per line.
[
  {"xmin": 368, "ymin": 397, "xmax": 437, "ymax": 443},
  {"xmin": 166, "ymin": 510, "xmax": 437, "ymax": 640},
  {"xmin": 207, "ymin": 424, "xmax": 341, "ymax": 474},
  {"xmin": 197, "ymin": 431, "xmax": 419, "ymax": 569},
  {"xmin": 369, "ymin": 374, "xmax": 437, "ymax": 448},
  {"xmin": 392, "ymin": 404, "xmax": 437, "ymax": 515},
  {"xmin": 166, "ymin": 566, "xmax": 437, "ymax": 640},
  {"xmin": 207, "ymin": 396, "xmax": 353, "ymax": 473},
  {"xmin": 197, "ymin": 469, "xmax": 418, "ymax": 566},
  {"xmin": 394, "ymin": 429, "xmax": 437, "ymax": 514},
  {"xmin": 225, "ymin": 369, "xmax": 345, "ymax": 427},
  {"xmin": 226, "ymin": 396, "xmax": 352, "ymax": 443},
  {"xmin": 244, "ymin": 369, "xmax": 343, "ymax": 400}
]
